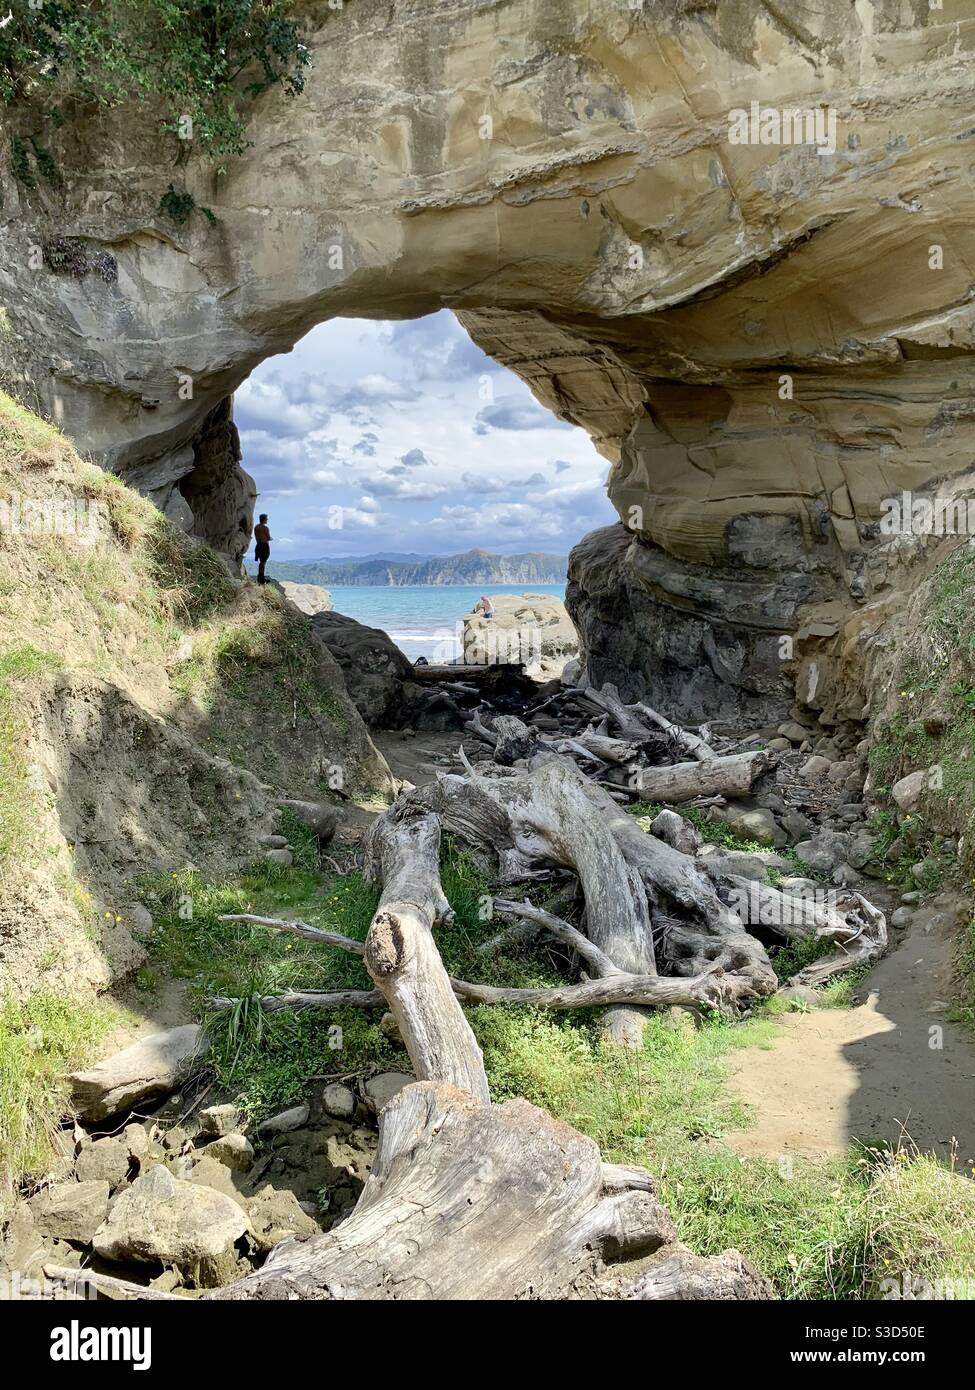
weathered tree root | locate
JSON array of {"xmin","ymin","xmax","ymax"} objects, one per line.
[
  {"xmin": 201, "ymin": 780, "xmax": 773, "ymax": 1301},
  {"xmin": 213, "ymin": 906, "xmax": 748, "ymax": 1018},
  {"xmin": 205, "ymin": 1081, "xmax": 772, "ymax": 1302}
]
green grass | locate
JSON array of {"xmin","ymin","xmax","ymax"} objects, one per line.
[
  {"xmin": 0, "ymin": 645, "xmax": 61, "ymax": 884},
  {"xmin": 628, "ymin": 801, "xmax": 768, "ymax": 854},
  {"xmin": 950, "ymin": 911, "xmax": 975, "ymax": 1030},
  {"xmin": 0, "ymin": 991, "xmax": 121, "ymax": 1205},
  {"xmin": 139, "ymin": 843, "xmax": 975, "ymax": 1299}
]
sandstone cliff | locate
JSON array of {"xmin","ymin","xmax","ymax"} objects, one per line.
[{"xmin": 2, "ymin": 0, "xmax": 975, "ymax": 723}]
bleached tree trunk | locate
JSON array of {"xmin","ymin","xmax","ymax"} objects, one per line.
[
  {"xmin": 209, "ymin": 1081, "xmax": 770, "ymax": 1302},
  {"xmin": 624, "ymin": 751, "xmax": 767, "ymax": 804},
  {"xmin": 362, "ymin": 805, "xmax": 490, "ymax": 1103}
]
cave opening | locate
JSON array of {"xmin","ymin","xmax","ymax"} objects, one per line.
[{"xmin": 196, "ymin": 308, "xmax": 616, "ymax": 673}]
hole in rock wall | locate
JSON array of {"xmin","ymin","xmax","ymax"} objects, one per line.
[{"xmin": 216, "ymin": 309, "xmax": 615, "ymax": 664}]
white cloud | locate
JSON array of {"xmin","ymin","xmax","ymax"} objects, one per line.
[{"xmin": 237, "ymin": 311, "xmax": 617, "ymax": 556}]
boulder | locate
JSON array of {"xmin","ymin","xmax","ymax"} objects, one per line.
[
  {"xmin": 28, "ymin": 1181, "xmax": 110, "ymax": 1245},
  {"xmin": 462, "ymin": 593, "xmax": 577, "ymax": 680},
  {"xmin": 0, "ymin": 1206, "xmax": 52, "ymax": 1282},
  {"xmin": 777, "ymin": 723, "xmax": 810, "ymax": 745},
  {"xmin": 321, "ymin": 1084, "xmax": 356, "ymax": 1121},
  {"xmin": 201, "ymin": 1134, "xmax": 255, "ymax": 1172},
  {"xmin": 69, "ymin": 1025, "xmax": 207, "ymax": 1121},
  {"xmin": 696, "ymin": 845, "xmax": 792, "ymax": 882},
  {"xmin": 264, "ymin": 847, "xmax": 293, "ymax": 866},
  {"xmin": 92, "ymin": 1165, "xmax": 249, "ymax": 1286},
  {"xmin": 198, "ymin": 1104, "xmax": 241, "ymax": 1138},
  {"xmin": 846, "ymin": 830, "xmax": 876, "ymax": 871},
  {"xmin": 725, "ymin": 806, "xmax": 786, "ymax": 849},
  {"xmin": 793, "ymin": 832, "xmax": 852, "ymax": 876},
  {"xmin": 277, "ymin": 799, "xmax": 338, "ymax": 843},
  {"xmin": 799, "ymin": 755, "xmax": 833, "ymax": 779},
  {"xmin": 278, "ymin": 581, "xmax": 333, "ymax": 615},
  {"xmin": 246, "ymin": 1186, "xmax": 320, "ymax": 1253},
  {"xmin": 310, "ymin": 612, "xmax": 454, "ymax": 730},
  {"xmin": 560, "ymin": 657, "xmax": 583, "ymax": 687},
  {"xmin": 780, "ymin": 809, "xmax": 815, "ymax": 842},
  {"xmin": 778, "ymin": 985, "xmax": 820, "ymax": 1009},
  {"xmin": 74, "ymin": 1136, "xmax": 133, "ymax": 1189},
  {"xmin": 183, "ymin": 1155, "xmax": 249, "ymax": 1211},
  {"xmin": 363, "ymin": 1072, "xmax": 414, "ymax": 1112},
  {"xmin": 258, "ymin": 1104, "xmax": 310, "ymax": 1136},
  {"xmin": 892, "ymin": 769, "xmax": 931, "ymax": 813},
  {"xmin": 648, "ymin": 808, "xmax": 702, "ymax": 856}
]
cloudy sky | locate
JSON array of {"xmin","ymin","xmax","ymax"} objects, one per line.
[{"xmin": 234, "ymin": 311, "xmax": 616, "ymax": 559}]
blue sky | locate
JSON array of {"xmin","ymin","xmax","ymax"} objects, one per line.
[{"xmin": 234, "ymin": 310, "xmax": 616, "ymax": 559}]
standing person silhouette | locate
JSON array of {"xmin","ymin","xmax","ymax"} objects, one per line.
[{"xmin": 253, "ymin": 513, "xmax": 271, "ymax": 584}]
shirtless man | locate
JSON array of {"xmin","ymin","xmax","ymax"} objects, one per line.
[{"xmin": 253, "ymin": 514, "xmax": 271, "ymax": 584}]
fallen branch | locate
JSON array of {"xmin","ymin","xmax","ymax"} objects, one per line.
[
  {"xmin": 363, "ymin": 804, "xmax": 490, "ymax": 1102},
  {"xmin": 630, "ymin": 702, "xmax": 716, "ymax": 762},
  {"xmin": 218, "ymin": 913, "xmax": 365, "ymax": 955},
  {"xmin": 625, "ymin": 750, "xmax": 767, "ymax": 804}
]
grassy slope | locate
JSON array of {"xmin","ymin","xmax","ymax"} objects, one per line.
[
  {"xmin": 867, "ymin": 543, "xmax": 975, "ymax": 1025},
  {"xmin": 0, "ymin": 391, "xmax": 372, "ymax": 1201}
]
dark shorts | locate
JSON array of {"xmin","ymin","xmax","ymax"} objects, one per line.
[{"xmin": 255, "ymin": 542, "xmax": 270, "ymax": 561}]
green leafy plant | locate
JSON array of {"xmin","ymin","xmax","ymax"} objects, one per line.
[
  {"xmin": 2, "ymin": 1, "xmax": 312, "ymax": 173},
  {"xmin": 158, "ymin": 183, "xmax": 196, "ymax": 224},
  {"xmin": 9, "ymin": 132, "xmax": 34, "ymax": 187}
]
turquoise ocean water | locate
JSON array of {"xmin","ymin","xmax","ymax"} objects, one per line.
[{"xmin": 325, "ymin": 583, "xmax": 566, "ymax": 661}]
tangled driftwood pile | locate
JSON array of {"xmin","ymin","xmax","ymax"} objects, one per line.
[{"xmin": 132, "ymin": 680, "xmax": 885, "ymax": 1302}]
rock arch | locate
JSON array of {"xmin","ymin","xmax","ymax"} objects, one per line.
[{"xmin": 3, "ymin": 0, "xmax": 975, "ymax": 721}]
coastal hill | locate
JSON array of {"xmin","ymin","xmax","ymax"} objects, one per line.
[{"xmin": 251, "ymin": 548, "xmax": 568, "ymax": 587}]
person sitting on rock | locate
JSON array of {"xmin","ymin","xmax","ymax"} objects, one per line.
[
  {"xmin": 478, "ymin": 594, "xmax": 494, "ymax": 620},
  {"xmin": 253, "ymin": 514, "xmax": 271, "ymax": 584}
]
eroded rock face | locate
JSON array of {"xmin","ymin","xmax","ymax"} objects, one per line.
[
  {"xmin": 3, "ymin": 1, "xmax": 975, "ymax": 718},
  {"xmin": 463, "ymin": 592, "xmax": 578, "ymax": 679},
  {"xmin": 277, "ymin": 581, "xmax": 333, "ymax": 616}
]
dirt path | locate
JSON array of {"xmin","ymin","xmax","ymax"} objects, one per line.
[{"xmin": 727, "ymin": 896, "xmax": 975, "ymax": 1169}]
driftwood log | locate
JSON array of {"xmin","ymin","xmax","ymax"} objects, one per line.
[
  {"xmin": 203, "ymin": 780, "xmax": 774, "ymax": 1302},
  {"xmin": 623, "ymin": 750, "xmax": 766, "ymax": 804},
  {"xmin": 206, "ymin": 1081, "xmax": 769, "ymax": 1301},
  {"xmin": 362, "ymin": 805, "xmax": 490, "ymax": 1102},
  {"xmin": 199, "ymin": 679, "xmax": 889, "ymax": 1302}
]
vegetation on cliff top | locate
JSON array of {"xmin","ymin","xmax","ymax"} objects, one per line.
[{"xmin": 2, "ymin": 0, "xmax": 310, "ymax": 174}]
